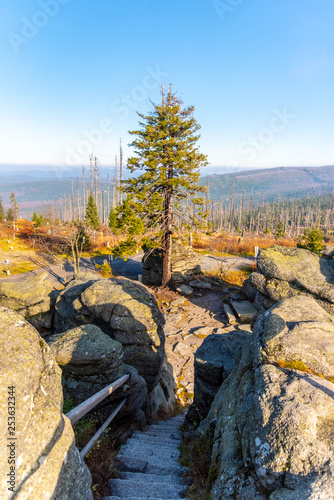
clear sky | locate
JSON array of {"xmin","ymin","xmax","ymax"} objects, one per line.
[{"xmin": 0, "ymin": 0, "xmax": 333, "ymax": 174}]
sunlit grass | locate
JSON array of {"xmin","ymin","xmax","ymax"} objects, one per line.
[
  {"xmin": 0, "ymin": 238, "xmax": 31, "ymax": 252},
  {"xmin": 1, "ymin": 262, "xmax": 38, "ymax": 276}
]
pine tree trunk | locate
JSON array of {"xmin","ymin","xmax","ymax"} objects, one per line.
[
  {"xmin": 77, "ymin": 178, "xmax": 80, "ymax": 220},
  {"xmin": 82, "ymin": 166, "xmax": 86, "ymax": 216},
  {"xmin": 162, "ymin": 164, "xmax": 173, "ymax": 286},
  {"xmin": 162, "ymin": 194, "xmax": 172, "ymax": 286}
]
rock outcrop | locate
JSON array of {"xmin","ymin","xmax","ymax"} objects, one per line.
[
  {"xmin": 187, "ymin": 331, "xmax": 251, "ymax": 423},
  {"xmin": 243, "ymin": 245, "xmax": 334, "ymax": 318},
  {"xmin": 0, "ymin": 271, "xmax": 57, "ymax": 333},
  {"xmin": 142, "ymin": 239, "xmax": 201, "ymax": 286},
  {"xmin": 54, "ymin": 274, "xmax": 165, "ymax": 392},
  {"xmin": 0, "ymin": 307, "xmax": 93, "ymax": 500},
  {"xmin": 191, "ymin": 296, "xmax": 334, "ymax": 499},
  {"xmin": 48, "ymin": 324, "xmax": 148, "ymax": 427}
]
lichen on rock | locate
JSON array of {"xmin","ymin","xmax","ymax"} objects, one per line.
[
  {"xmin": 0, "ymin": 307, "xmax": 93, "ymax": 500},
  {"xmin": 54, "ymin": 275, "xmax": 165, "ymax": 391},
  {"xmin": 192, "ymin": 295, "xmax": 334, "ymax": 499},
  {"xmin": 0, "ymin": 271, "xmax": 58, "ymax": 333}
]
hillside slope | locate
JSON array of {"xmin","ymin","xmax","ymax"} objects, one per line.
[
  {"xmin": 199, "ymin": 165, "xmax": 334, "ymax": 204},
  {"xmin": 1, "ymin": 165, "xmax": 334, "ymax": 218}
]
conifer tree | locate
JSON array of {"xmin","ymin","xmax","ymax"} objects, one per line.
[
  {"xmin": 120, "ymin": 85, "xmax": 208, "ymax": 285},
  {"xmin": 10, "ymin": 192, "xmax": 19, "ymax": 220},
  {"xmin": 276, "ymin": 220, "xmax": 285, "ymax": 238},
  {"xmin": 108, "ymin": 207, "xmax": 119, "ymax": 233},
  {"xmin": 85, "ymin": 194, "xmax": 100, "ymax": 230},
  {"xmin": 6, "ymin": 208, "xmax": 14, "ymax": 221},
  {"xmin": 297, "ymin": 227, "xmax": 325, "ymax": 255},
  {"xmin": 0, "ymin": 197, "xmax": 4, "ymax": 222}
]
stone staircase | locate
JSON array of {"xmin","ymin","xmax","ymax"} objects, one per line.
[{"xmin": 103, "ymin": 414, "xmax": 189, "ymax": 500}]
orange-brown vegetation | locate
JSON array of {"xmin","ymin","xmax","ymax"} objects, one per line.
[{"xmin": 193, "ymin": 233, "xmax": 297, "ymax": 256}]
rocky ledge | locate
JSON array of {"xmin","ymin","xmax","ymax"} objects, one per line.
[
  {"xmin": 188, "ymin": 295, "xmax": 334, "ymax": 499},
  {"xmin": 54, "ymin": 273, "xmax": 166, "ymax": 392},
  {"xmin": 243, "ymin": 245, "xmax": 334, "ymax": 319},
  {"xmin": 0, "ymin": 308, "xmax": 93, "ymax": 500}
]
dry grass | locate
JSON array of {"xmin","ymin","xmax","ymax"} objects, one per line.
[
  {"xmin": 193, "ymin": 234, "xmax": 297, "ymax": 256},
  {"xmin": 1, "ymin": 262, "xmax": 38, "ymax": 276},
  {"xmin": 276, "ymin": 359, "xmax": 334, "ymax": 385},
  {"xmin": 204, "ymin": 268, "xmax": 249, "ymax": 286},
  {"xmin": 85, "ymin": 431, "xmax": 119, "ymax": 499},
  {"xmin": 0, "ymin": 237, "xmax": 31, "ymax": 252},
  {"xmin": 179, "ymin": 433, "xmax": 216, "ymax": 500},
  {"xmin": 152, "ymin": 402, "xmax": 185, "ymax": 422},
  {"xmin": 72, "ymin": 413, "xmax": 120, "ymax": 499}
]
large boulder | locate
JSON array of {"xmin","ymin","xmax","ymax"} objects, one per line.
[
  {"xmin": 48, "ymin": 324, "xmax": 124, "ymax": 378},
  {"xmin": 0, "ymin": 307, "xmax": 93, "ymax": 500},
  {"xmin": 0, "ymin": 271, "xmax": 57, "ymax": 333},
  {"xmin": 248, "ymin": 364, "xmax": 334, "ymax": 497},
  {"xmin": 187, "ymin": 331, "xmax": 251, "ymax": 424},
  {"xmin": 147, "ymin": 357, "xmax": 176, "ymax": 418},
  {"xmin": 257, "ymin": 246, "xmax": 334, "ymax": 301},
  {"xmin": 48, "ymin": 325, "xmax": 148, "ymax": 421},
  {"xmin": 243, "ymin": 246, "xmax": 334, "ymax": 317},
  {"xmin": 253, "ymin": 295, "xmax": 334, "ymax": 379},
  {"xmin": 54, "ymin": 275, "xmax": 165, "ymax": 391},
  {"xmin": 142, "ymin": 239, "xmax": 202, "ymax": 285},
  {"xmin": 196, "ymin": 296, "xmax": 334, "ymax": 499}
]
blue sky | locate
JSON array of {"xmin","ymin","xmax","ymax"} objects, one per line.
[{"xmin": 0, "ymin": 0, "xmax": 333, "ymax": 174}]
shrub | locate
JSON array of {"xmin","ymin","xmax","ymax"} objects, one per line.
[
  {"xmin": 297, "ymin": 227, "xmax": 325, "ymax": 255},
  {"xmin": 96, "ymin": 259, "xmax": 112, "ymax": 277}
]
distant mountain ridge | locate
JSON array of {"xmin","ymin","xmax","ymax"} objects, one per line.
[
  {"xmin": 199, "ymin": 165, "xmax": 334, "ymax": 205},
  {"xmin": 1, "ymin": 165, "xmax": 334, "ymax": 217}
]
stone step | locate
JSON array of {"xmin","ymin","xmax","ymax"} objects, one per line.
[
  {"xmin": 104, "ymin": 497, "xmax": 190, "ymax": 500},
  {"xmin": 144, "ymin": 427, "xmax": 182, "ymax": 439},
  {"xmin": 147, "ymin": 427, "xmax": 182, "ymax": 439},
  {"xmin": 129, "ymin": 435, "xmax": 180, "ymax": 448},
  {"xmin": 117, "ymin": 456, "xmax": 186, "ymax": 476},
  {"xmin": 222, "ymin": 303, "xmax": 238, "ymax": 325},
  {"xmin": 109, "ymin": 478, "xmax": 186, "ymax": 499},
  {"xmin": 149, "ymin": 420, "xmax": 183, "ymax": 426},
  {"xmin": 230, "ymin": 300, "xmax": 257, "ymax": 324},
  {"xmin": 120, "ymin": 472, "xmax": 184, "ymax": 483},
  {"xmin": 109, "ymin": 415, "xmax": 189, "ymax": 499},
  {"xmin": 131, "ymin": 430, "xmax": 181, "ymax": 440},
  {"xmin": 117, "ymin": 443, "xmax": 180, "ymax": 461},
  {"xmin": 146, "ymin": 423, "xmax": 182, "ymax": 431},
  {"xmin": 132, "ymin": 430, "xmax": 181, "ymax": 440},
  {"xmin": 147, "ymin": 421, "xmax": 183, "ymax": 427}
]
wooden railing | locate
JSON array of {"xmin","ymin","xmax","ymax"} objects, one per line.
[{"xmin": 65, "ymin": 373, "xmax": 130, "ymax": 459}]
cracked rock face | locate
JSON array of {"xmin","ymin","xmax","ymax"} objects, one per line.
[
  {"xmin": 48, "ymin": 324, "xmax": 124, "ymax": 377},
  {"xmin": 54, "ymin": 275, "xmax": 165, "ymax": 391},
  {"xmin": 0, "ymin": 271, "xmax": 57, "ymax": 333},
  {"xmin": 48, "ymin": 324, "xmax": 148, "ymax": 420},
  {"xmin": 253, "ymin": 296, "xmax": 334, "ymax": 379},
  {"xmin": 197, "ymin": 296, "xmax": 334, "ymax": 499},
  {"xmin": 0, "ymin": 307, "xmax": 93, "ymax": 500},
  {"xmin": 243, "ymin": 246, "xmax": 334, "ymax": 319},
  {"xmin": 142, "ymin": 239, "xmax": 202, "ymax": 286},
  {"xmin": 187, "ymin": 331, "xmax": 251, "ymax": 424}
]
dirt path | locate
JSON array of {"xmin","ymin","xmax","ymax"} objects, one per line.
[{"xmin": 154, "ymin": 283, "xmax": 251, "ymax": 404}]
